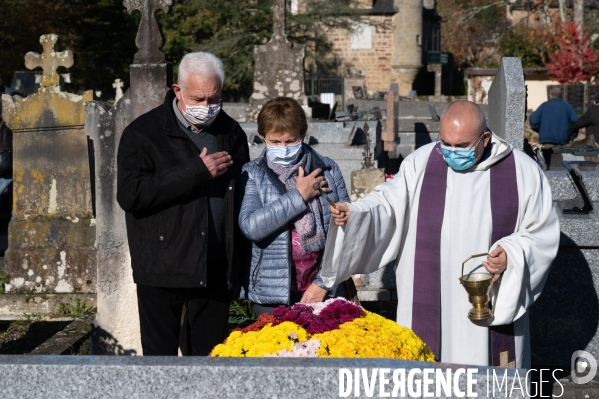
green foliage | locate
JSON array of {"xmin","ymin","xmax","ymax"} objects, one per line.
[
  {"xmin": 500, "ymin": 26, "xmax": 554, "ymax": 68},
  {"xmin": 228, "ymin": 299, "xmax": 256, "ymax": 325},
  {"xmin": 57, "ymin": 297, "xmax": 94, "ymax": 318},
  {"xmin": 159, "ymin": 0, "xmax": 273, "ymax": 101},
  {"xmin": 0, "ymin": 270, "xmax": 5, "ymax": 294},
  {"xmin": 21, "ymin": 313, "xmax": 46, "ymax": 323}
]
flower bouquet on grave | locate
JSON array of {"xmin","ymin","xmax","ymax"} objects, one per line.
[{"xmin": 210, "ymin": 297, "xmax": 434, "ymax": 360}]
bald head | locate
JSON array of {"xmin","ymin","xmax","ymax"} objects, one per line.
[{"xmin": 439, "ymin": 100, "xmax": 487, "ymax": 148}]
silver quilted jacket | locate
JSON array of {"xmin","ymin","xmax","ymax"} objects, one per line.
[{"xmin": 238, "ymin": 144, "xmax": 350, "ymax": 305}]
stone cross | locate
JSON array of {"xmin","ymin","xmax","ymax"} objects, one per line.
[
  {"xmin": 246, "ymin": 0, "xmax": 306, "ymax": 121},
  {"xmin": 113, "ymin": 78, "xmax": 124, "ymax": 101},
  {"xmin": 124, "ymin": 0, "xmax": 173, "ymax": 63},
  {"xmin": 361, "ymin": 123, "xmax": 375, "ymax": 169},
  {"xmin": 24, "ymin": 34, "xmax": 73, "ymax": 87},
  {"xmin": 272, "ymin": 0, "xmax": 286, "ymax": 41}
]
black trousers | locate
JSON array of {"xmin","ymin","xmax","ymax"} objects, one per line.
[{"xmin": 136, "ymin": 281, "xmax": 230, "ymax": 356}]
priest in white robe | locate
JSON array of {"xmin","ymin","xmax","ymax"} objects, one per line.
[{"xmin": 321, "ymin": 100, "xmax": 559, "ymax": 368}]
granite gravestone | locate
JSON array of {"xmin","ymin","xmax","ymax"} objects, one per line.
[
  {"xmin": 85, "ymin": 0, "xmax": 173, "ymax": 355},
  {"xmin": 488, "ymin": 57, "xmax": 599, "ymax": 371},
  {"xmin": 1, "ymin": 34, "xmax": 95, "ymax": 294},
  {"xmin": 487, "ymin": 57, "xmax": 526, "ymax": 151},
  {"xmin": 246, "ymin": 0, "xmax": 307, "ymax": 121}
]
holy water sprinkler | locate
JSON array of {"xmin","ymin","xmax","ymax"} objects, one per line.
[
  {"xmin": 459, "ymin": 253, "xmax": 494, "ymax": 320},
  {"xmin": 312, "ymin": 182, "xmax": 337, "ymax": 208}
]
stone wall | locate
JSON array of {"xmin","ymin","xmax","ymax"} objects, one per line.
[{"xmin": 324, "ymin": 16, "xmax": 398, "ymax": 94}]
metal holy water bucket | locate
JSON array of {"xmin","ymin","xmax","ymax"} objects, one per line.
[{"xmin": 458, "ymin": 253, "xmax": 494, "ymax": 321}]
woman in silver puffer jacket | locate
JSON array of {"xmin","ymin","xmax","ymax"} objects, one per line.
[{"xmin": 238, "ymin": 97, "xmax": 350, "ymax": 315}]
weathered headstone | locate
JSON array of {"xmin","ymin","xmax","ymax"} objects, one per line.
[
  {"xmin": 246, "ymin": 0, "xmax": 307, "ymax": 121},
  {"xmin": 487, "ymin": 57, "xmax": 526, "ymax": 151},
  {"xmin": 112, "ymin": 79, "xmax": 124, "ymax": 102},
  {"xmin": 1, "ymin": 34, "xmax": 95, "ymax": 294},
  {"xmin": 85, "ymin": 0, "xmax": 173, "ymax": 355}
]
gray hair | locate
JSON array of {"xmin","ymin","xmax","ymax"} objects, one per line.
[
  {"xmin": 440, "ymin": 100, "xmax": 487, "ymax": 134},
  {"xmin": 549, "ymin": 87, "xmax": 562, "ymax": 98},
  {"xmin": 178, "ymin": 52, "xmax": 225, "ymax": 89}
]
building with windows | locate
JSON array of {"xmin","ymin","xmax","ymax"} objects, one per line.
[{"xmin": 300, "ymin": 0, "xmax": 442, "ymax": 96}]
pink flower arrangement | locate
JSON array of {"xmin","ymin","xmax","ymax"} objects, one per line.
[{"xmin": 272, "ymin": 297, "xmax": 364, "ymax": 334}]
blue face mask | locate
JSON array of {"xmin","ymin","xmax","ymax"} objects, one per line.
[
  {"xmin": 266, "ymin": 142, "xmax": 303, "ymax": 165},
  {"xmin": 440, "ymin": 134, "xmax": 484, "ymax": 171}
]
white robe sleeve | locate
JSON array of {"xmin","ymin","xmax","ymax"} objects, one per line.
[
  {"xmin": 489, "ymin": 161, "xmax": 560, "ymax": 326},
  {"xmin": 320, "ymin": 174, "xmax": 411, "ymax": 288}
]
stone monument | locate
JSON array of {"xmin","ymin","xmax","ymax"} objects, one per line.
[
  {"xmin": 382, "ymin": 83, "xmax": 398, "ymax": 153},
  {"xmin": 246, "ymin": 0, "xmax": 307, "ymax": 121},
  {"xmin": 85, "ymin": 0, "xmax": 173, "ymax": 355},
  {"xmin": 487, "ymin": 57, "xmax": 526, "ymax": 151},
  {"xmin": 1, "ymin": 34, "xmax": 95, "ymax": 294}
]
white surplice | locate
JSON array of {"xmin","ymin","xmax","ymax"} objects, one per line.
[{"xmin": 321, "ymin": 134, "xmax": 560, "ymax": 367}]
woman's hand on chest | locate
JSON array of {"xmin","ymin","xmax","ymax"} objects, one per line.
[{"xmin": 296, "ymin": 167, "xmax": 331, "ymax": 202}]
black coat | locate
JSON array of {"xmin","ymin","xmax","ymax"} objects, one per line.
[
  {"xmin": 571, "ymin": 105, "xmax": 599, "ymax": 143},
  {"xmin": 116, "ymin": 89, "xmax": 250, "ymax": 289}
]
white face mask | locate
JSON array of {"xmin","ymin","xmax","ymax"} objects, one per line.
[
  {"xmin": 266, "ymin": 142, "xmax": 303, "ymax": 165},
  {"xmin": 181, "ymin": 96, "xmax": 221, "ymax": 127}
]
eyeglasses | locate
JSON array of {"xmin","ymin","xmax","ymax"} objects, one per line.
[{"xmin": 436, "ymin": 130, "xmax": 486, "ymax": 154}]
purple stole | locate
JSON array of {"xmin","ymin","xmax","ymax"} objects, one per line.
[{"xmin": 413, "ymin": 143, "xmax": 518, "ymax": 367}]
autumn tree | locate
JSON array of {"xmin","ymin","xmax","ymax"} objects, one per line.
[
  {"xmin": 547, "ymin": 21, "xmax": 599, "ymax": 83},
  {"xmin": 437, "ymin": 0, "xmax": 508, "ymax": 68}
]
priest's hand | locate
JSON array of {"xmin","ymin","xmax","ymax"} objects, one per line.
[
  {"xmin": 300, "ymin": 283, "xmax": 328, "ymax": 303},
  {"xmin": 330, "ymin": 202, "xmax": 350, "ymax": 226},
  {"xmin": 483, "ymin": 246, "xmax": 507, "ymax": 282}
]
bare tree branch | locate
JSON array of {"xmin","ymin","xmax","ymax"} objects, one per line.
[{"xmin": 458, "ymin": 1, "xmax": 507, "ymax": 24}]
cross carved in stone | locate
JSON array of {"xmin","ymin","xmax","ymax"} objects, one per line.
[
  {"xmin": 24, "ymin": 34, "xmax": 74, "ymax": 87},
  {"xmin": 113, "ymin": 78, "xmax": 125, "ymax": 101},
  {"xmin": 124, "ymin": 0, "xmax": 173, "ymax": 64},
  {"xmin": 272, "ymin": 0, "xmax": 287, "ymax": 40}
]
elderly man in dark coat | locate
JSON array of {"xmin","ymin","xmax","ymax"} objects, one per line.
[{"xmin": 117, "ymin": 52, "xmax": 250, "ymax": 356}]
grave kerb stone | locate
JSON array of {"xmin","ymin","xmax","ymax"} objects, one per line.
[{"xmin": 0, "ymin": 355, "xmax": 525, "ymax": 399}]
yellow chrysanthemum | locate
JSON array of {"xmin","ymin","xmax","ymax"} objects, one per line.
[{"xmin": 211, "ymin": 309, "xmax": 434, "ymax": 362}]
